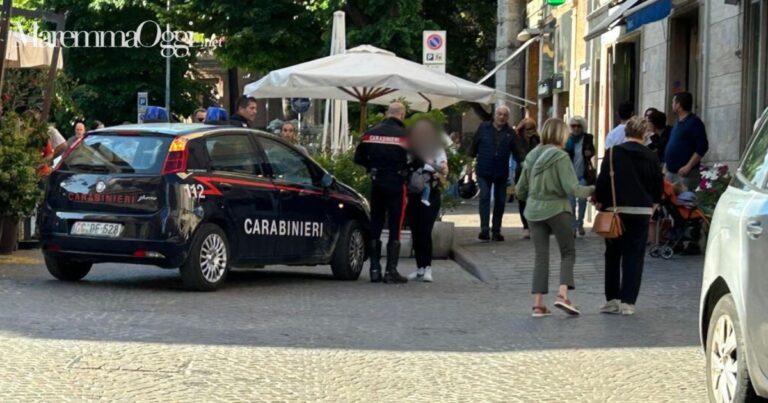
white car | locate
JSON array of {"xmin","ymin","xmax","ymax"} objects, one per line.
[{"xmin": 700, "ymin": 107, "xmax": 768, "ymax": 402}]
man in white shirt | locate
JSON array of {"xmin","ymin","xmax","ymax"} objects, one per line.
[{"xmin": 604, "ymin": 102, "xmax": 634, "ymax": 149}]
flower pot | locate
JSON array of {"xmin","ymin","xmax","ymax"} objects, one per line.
[
  {"xmin": 0, "ymin": 216, "xmax": 20, "ymax": 255},
  {"xmin": 431, "ymin": 221, "xmax": 455, "ymax": 259}
]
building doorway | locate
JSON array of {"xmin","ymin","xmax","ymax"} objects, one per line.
[{"xmin": 668, "ymin": 8, "xmax": 700, "ymax": 113}]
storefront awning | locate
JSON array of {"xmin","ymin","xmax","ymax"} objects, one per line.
[
  {"xmin": 584, "ymin": 0, "xmax": 642, "ymax": 41},
  {"xmin": 625, "ymin": 0, "xmax": 672, "ymax": 32}
]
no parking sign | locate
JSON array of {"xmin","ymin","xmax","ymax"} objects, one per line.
[{"xmin": 422, "ymin": 30, "xmax": 446, "ymax": 73}]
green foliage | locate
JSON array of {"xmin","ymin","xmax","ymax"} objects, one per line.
[
  {"xmin": 0, "ymin": 112, "xmax": 48, "ymax": 217},
  {"xmin": 173, "ymin": 0, "xmax": 496, "ymax": 84},
  {"xmin": 313, "ymin": 150, "xmax": 370, "ymax": 199},
  {"xmin": 37, "ymin": 0, "xmax": 212, "ymax": 130}
]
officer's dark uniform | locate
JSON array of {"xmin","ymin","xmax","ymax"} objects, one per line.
[
  {"xmin": 354, "ymin": 116, "xmax": 409, "ymax": 283},
  {"xmin": 229, "ymin": 113, "xmax": 250, "ymax": 128}
]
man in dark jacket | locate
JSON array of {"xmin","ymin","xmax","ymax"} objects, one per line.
[
  {"xmin": 467, "ymin": 105, "xmax": 516, "ymax": 241},
  {"xmin": 566, "ymin": 116, "xmax": 596, "ymax": 236},
  {"xmin": 354, "ymin": 102, "xmax": 409, "ymax": 283},
  {"xmin": 230, "ymin": 96, "xmax": 258, "ymax": 128},
  {"xmin": 664, "ymin": 92, "xmax": 709, "ymax": 191}
]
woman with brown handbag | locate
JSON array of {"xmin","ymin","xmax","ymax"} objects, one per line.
[{"xmin": 594, "ymin": 116, "xmax": 664, "ymax": 316}]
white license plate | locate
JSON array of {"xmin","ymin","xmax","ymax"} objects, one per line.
[{"xmin": 71, "ymin": 221, "xmax": 123, "ymax": 238}]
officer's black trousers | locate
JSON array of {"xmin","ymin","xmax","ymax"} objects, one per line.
[{"xmin": 370, "ymin": 181, "xmax": 407, "ymax": 242}]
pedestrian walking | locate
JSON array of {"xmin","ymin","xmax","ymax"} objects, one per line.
[
  {"xmin": 516, "ymin": 119, "xmax": 595, "ymax": 317},
  {"xmin": 354, "ymin": 102, "xmax": 410, "ymax": 284},
  {"xmin": 512, "ymin": 117, "xmax": 540, "ymax": 239},
  {"xmin": 664, "ymin": 92, "xmax": 709, "ymax": 191},
  {"xmin": 467, "ymin": 105, "xmax": 516, "ymax": 242},
  {"xmin": 565, "ymin": 116, "xmax": 596, "ymax": 237},
  {"xmin": 646, "ymin": 110, "xmax": 671, "ymax": 164},
  {"xmin": 406, "ymin": 118, "xmax": 448, "ymax": 283},
  {"xmin": 230, "ymin": 96, "xmax": 258, "ymax": 128},
  {"xmin": 605, "ymin": 102, "xmax": 634, "ymax": 149},
  {"xmin": 595, "ymin": 116, "xmax": 664, "ymax": 315}
]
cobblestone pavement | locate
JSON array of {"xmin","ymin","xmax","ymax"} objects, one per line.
[{"xmin": 0, "ymin": 201, "xmax": 707, "ymax": 401}]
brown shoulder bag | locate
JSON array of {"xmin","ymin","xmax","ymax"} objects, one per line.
[{"xmin": 592, "ymin": 147, "xmax": 624, "ymax": 239}]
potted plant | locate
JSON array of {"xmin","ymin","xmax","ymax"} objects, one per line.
[
  {"xmin": 0, "ymin": 112, "xmax": 48, "ymax": 254},
  {"xmin": 695, "ymin": 163, "xmax": 732, "ymax": 216}
]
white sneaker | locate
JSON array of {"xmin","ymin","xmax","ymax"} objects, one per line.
[
  {"xmin": 421, "ymin": 199, "xmax": 430, "ymax": 206},
  {"xmin": 422, "ymin": 267, "xmax": 433, "ymax": 282},
  {"xmin": 621, "ymin": 303, "xmax": 636, "ymax": 316},
  {"xmin": 600, "ymin": 299, "xmax": 621, "ymax": 314},
  {"xmin": 407, "ymin": 267, "xmax": 425, "ymax": 281}
]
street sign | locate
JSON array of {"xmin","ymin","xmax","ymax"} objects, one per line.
[
  {"xmin": 137, "ymin": 92, "xmax": 148, "ymax": 123},
  {"xmin": 290, "ymin": 98, "xmax": 311, "ymax": 114},
  {"xmin": 422, "ymin": 30, "xmax": 446, "ymax": 73}
]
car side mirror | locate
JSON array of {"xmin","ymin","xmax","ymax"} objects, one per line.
[{"xmin": 321, "ymin": 173, "xmax": 335, "ymax": 188}]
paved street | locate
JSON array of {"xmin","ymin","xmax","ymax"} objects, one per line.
[{"xmin": 0, "ymin": 201, "xmax": 706, "ymax": 402}]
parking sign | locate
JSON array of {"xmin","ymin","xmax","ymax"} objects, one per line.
[{"xmin": 422, "ymin": 31, "xmax": 446, "ymax": 73}]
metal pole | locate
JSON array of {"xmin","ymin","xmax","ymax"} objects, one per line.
[
  {"xmin": 0, "ymin": 0, "xmax": 13, "ymax": 96},
  {"xmin": 164, "ymin": 0, "xmax": 170, "ymax": 115},
  {"xmin": 42, "ymin": 13, "xmax": 65, "ymax": 122}
]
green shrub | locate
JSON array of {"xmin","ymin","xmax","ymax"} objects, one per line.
[{"xmin": 0, "ymin": 112, "xmax": 49, "ymax": 218}]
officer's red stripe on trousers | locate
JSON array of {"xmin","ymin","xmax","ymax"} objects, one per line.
[{"xmin": 396, "ymin": 184, "xmax": 407, "ymax": 241}]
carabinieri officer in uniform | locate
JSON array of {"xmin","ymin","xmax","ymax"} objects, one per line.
[{"xmin": 354, "ymin": 102, "xmax": 410, "ymax": 284}]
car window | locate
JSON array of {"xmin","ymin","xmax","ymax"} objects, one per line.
[
  {"xmin": 62, "ymin": 135, "xmax": 171, "ymax": 174},
  {"xmin": 740, "ymin": 117, "xmax": 768, "ymax": 188},
  {"xmin": 205, "ymin": 134, "xmax": 262, "ymax": 176},
  {"xmin": 259, "ymin": 137, "xmax": 314, "ymax": 186}
]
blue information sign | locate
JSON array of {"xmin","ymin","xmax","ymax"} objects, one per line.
[{"xmin": 290, "ymin": 98, "xmax": 311, "ymax": 114}]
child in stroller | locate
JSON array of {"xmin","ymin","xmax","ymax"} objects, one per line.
[{"xmin": 649, "ymin": 180, "xmax": 708, "ymax": 259}]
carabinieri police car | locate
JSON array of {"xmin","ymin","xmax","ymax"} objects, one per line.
[{"xmin": 38, "ymin": 124, "xmax": 371, "ymax": 291}]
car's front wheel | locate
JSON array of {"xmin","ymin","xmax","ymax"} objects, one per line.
[
  {"xmin": 44, "ymin": 254, "xmax": 92, "ymax": 281},
  {"xmin": 330, "ymin": 221, "xmax": 365, "ymax": 281},
  {"xmin": 180, "ymin": 223, "xmax": 230, "ymax": 291},
  {"xmin": 706, "ymin": 294, "xmax": 759, "ymax": 403}
]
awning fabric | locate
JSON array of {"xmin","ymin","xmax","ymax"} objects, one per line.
[
  {"xmin": 625, "ymin": 0, "xmax": 672, "ymax": 32},
  {"xmin": 584, "ymin": 0, "xmax": 642, "ymax": 41}
]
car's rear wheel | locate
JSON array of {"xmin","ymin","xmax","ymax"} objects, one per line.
[
  {"xmin": 44, "ymin": 254, "xmax": 92, "ymax": 281},
  {"xmin": 706, "ymin": 294, "xmax": 759, "ymax": 403},
  {"xmin": 330, "ymin": 221, "xmax": 365, "ymax": 281},
  {"xmin": 180, "ymin": 223, "xmax": 229, "ymax": 291}
]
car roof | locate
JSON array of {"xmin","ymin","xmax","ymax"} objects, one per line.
[{"xmin": 89, "ymin": 123, "xmax": 270, "ymax": 138}]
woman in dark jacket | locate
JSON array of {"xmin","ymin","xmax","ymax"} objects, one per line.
[
  {"xmin": 594, "ymin": 116, "xmax": 663, "ymax": 316},
  {"xmin": 646, "ymin": 110, "xmax": 671, "ymax": 164},
  {"xmin": 512, "ymin": 118, "xmax": 540, "ymax": 239}
]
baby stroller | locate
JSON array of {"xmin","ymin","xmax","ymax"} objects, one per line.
[{"xmin": 648, "ymin": 180, "xmax": 709, "ymax": 259}]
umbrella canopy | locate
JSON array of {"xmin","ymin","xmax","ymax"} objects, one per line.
[
  {"xmin": 5, "ymin": 31, "xmax": 63, "ymax": 69},
  {"xmin": 244, "ymin": 45, "xmax": 496, "ymax": 131},
  {"xmin": 322, "ymin": 11, "xmax": 350, "ymax": 154}
]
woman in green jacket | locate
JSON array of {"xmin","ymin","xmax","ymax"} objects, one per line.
[{"xmin": 517, "ymin": 118, "xmax": 595, "ymax": 317}]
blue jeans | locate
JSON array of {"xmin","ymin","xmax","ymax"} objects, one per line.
[
  {"xmin": 478, "ymin": 175, "xmax": 507, "ymax": 234},
  {"xmin": 569, "ymin": 178, "xmax": 588, "ymax": 229}
]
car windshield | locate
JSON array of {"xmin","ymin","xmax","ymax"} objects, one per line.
[{"xmin": 62, "ymin": 134, "xmax": 172, "ymax": 174}]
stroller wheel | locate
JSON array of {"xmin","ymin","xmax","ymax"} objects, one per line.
[
  {"xmin": 662, "ymin": 246, "xmax": 674, "ymax": 260},
  {"xmin": 649, "ymin": 246, "xmax": 661, "ymax": 258}
]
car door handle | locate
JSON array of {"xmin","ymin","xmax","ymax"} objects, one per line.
[
  {"xmin": 219, "ymin": 182, "xmax": 234, "ymax": 192},
  {"xmin": 747, "ymin": 221, "xmax": 763, "ymax": 239}
]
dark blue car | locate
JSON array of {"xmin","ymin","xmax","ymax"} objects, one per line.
[{"xmin": 39, "ymin": 124, "xmax": 370, "ymax": 291}]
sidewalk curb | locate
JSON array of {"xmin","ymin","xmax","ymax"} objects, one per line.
[{"xmin": 450, "ymin": 245, "xmax": 490, "ymax": 283}]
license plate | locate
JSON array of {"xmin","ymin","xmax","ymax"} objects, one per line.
[{"xmin": 71, "ymin": 221, "xmax": 123, "ymax": 238}]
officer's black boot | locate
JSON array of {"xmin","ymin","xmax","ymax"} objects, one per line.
[
  {"xmin": 383, "ymin": 241, "xmax": 408, "ymax": 284},
  {"xmin": 369, "ymin": 240, "xmax": 383, "ymax": 283}
]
